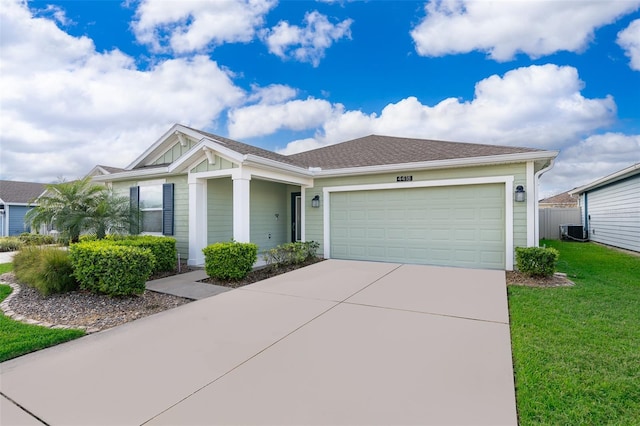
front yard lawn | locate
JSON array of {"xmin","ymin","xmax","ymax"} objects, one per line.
[
  {"xmin": 509, "ymin": 241, "xmax": 640, "ymax": 425},
  {"xmin": 0, "ymin": 268, "xmax": 85, "ymax": 362}
]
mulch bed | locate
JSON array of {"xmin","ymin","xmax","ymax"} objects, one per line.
[
  {"xmin": 200, "ymin": 257, "xmax": 325, "ymax": 288},
  {"xmin": 506, "ymin": 271, "xmax": 574, "ymax": 287}
]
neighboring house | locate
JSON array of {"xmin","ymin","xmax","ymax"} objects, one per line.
[
  {"xmin": 91, "ymin": 124, "xmax": 558, "ymax": 270},
  {"xmin": 0, "ymin": 180, "xmax": 46, "ymax": 236},
  {"xmin": 539, "ymin": 191, "xmax": 578, "ymax": 208},
  {"xmin": 570, "ymin": 163, "xmax": 640, "ymax": 253}
]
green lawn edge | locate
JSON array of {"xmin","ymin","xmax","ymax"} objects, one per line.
[
  {"xmin": 509, "ymin": 241, "xmax": 640, "ymax": 425},
  {"xmin": 0, "ymin": 282, "xmax": 85, "ymax": 363}
]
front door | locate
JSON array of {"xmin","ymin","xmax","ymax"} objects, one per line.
[{"xmin": 291, "ymin": 192, "xmax": 302, "ymax": 242}]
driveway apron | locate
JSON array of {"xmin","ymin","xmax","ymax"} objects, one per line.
[{"xmin": 0, "ymin": 260, "xmax": 517, "ymax": 425}]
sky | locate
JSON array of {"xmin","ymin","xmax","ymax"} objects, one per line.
[{"xmin": 1, "ymin": 0, "xmax": 639, "ymax": 198}]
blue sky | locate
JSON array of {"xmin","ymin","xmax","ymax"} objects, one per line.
[{"xmin": 1, "ymin": 0, "xmax": 639, "ymax": 197}]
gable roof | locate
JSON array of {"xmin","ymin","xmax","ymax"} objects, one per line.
[
  {"xmin": 570, "ymin": 162, "xmax": 640, "ymax": 195},
  {"xmin": 539, "ymin": 191, "xmax": 578, "ymax": 205},
  {"xmin": 287, "ymin": 134, "xmax": 545, "ymax": 169},
  {"xmin": 0, "ymin": 180, "xmax": 46, "ymax": 204}
]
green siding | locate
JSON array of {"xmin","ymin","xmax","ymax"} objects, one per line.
[
  {"xmin": 207, "ymin": 178, "xmax": 233, "ymax": 244},
  {"xmin": 190, "ymin": 156, "xmax": 236, "ymax": 173},
  {"xmin": 250, "ymin": 180, "xmax": 289, "ymax": 252},
  {"xmin": 306, "ymin": 163, "xmax": 528, "ymax": 262},
  {"xmin": 152, "ymin": 141, "xmax": 197, "ymax": 165}
]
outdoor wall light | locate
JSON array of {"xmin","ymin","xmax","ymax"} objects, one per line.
[
  {"xmin": 311, "ymin": 195, "xmax": 320, "ymax": 208},
  {"xmin": 515, "ymin": 185, "xmax": 526, "ymax": 202},
  {"xmin": 274, "ymin": 213, "xmax": 279, "ymax": 221}
]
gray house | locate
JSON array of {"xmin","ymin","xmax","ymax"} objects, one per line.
[
  {"xmin": 570, "ymin": 163, "xmax": 640, "ymax": 252},
  {"xmin": 91, "ymin": 124, "xmax": 558, "ymax": 270},
  {"xmin": 0, "ymin": 180, "xmax": 46, "ymax": 237}
]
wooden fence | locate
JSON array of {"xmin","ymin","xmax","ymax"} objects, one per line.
[{"xmin": 539, "ymin": 208, "xmax": 582, "ymax": 240}]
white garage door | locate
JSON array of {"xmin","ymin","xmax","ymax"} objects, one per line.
[{"xmin": 329, "ymin": 184, "xmax": 505, "ymax": 269}]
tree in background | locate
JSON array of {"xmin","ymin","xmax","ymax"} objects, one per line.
[{"xmin": 26, "ymin": 177, "xmax": 130, "ymax": 243}]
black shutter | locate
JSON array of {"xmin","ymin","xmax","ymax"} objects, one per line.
[
  {"xmin": 129, "ymin": 186, "xmax": 140, "ymax": 235},
  {"xmin": 162, "ymin": 183, "xmax": 174, "ymax": 236}
]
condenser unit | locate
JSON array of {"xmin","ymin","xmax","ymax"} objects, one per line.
[{"xmin": 560, "ymin": 224, "xmax": 587, "ymax": 241}]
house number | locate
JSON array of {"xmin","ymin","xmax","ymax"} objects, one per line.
[{"xmin": 396, "ymin": 176, "xmax": 413, "ymax": 182}]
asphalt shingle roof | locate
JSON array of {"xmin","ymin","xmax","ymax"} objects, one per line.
[
  {"xmin": 287, "ymin": 135, "xmax": 544, "ymax": 169},
  {"xmin": 0, "ymin": 180, "xmax": 46, "ymax": 204}
]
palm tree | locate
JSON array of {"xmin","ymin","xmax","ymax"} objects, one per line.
[{"xmin": 26, "ymin": 177, "xmax": 130, "ymax": 243}]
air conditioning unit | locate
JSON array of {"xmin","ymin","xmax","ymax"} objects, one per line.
[{"xmin": 560, "ymin": 224, "xmax": 587, "ymax": 241}]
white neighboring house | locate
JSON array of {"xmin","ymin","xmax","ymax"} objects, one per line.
[
  {"xmin": 570, "ymin": 163, "xmax": 640, "ymax": 253},
  {"xmin": 0, "ymin": 180, "xmax": 46, "ymax": 237}
]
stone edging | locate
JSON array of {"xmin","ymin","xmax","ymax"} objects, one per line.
[{"xmin": 0, "ymin": 281, "xmax": 99, "ymax": 333}]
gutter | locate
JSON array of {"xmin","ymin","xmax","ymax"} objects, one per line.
[{"xmin": 533, "ymin": 158, "xmax": 556, "ymax": 243}]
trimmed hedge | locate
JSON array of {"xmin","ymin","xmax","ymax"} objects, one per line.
[
  {"xmin": 203, "ymin": 241, "xmax": 258, "ymax": 280},
  {"xmin": 264, "ymin": 241, "xmax": 320, "ymax": 268},
  {"xmin": 18, "ymin": 233, "xmax": 56, "ymax": 245},
  {"xmin": 13, "ymin": 246, "xmax": 78, "ymax": 296},
  {"xmin": 69, "ymin": 241, "xmax": 154, "ymax": 296},
  {"xmin": 111, "ymin": 236, "xmax": 176, "ymax": 273},
  {"xmin": 515, "ymin": 246, "xmax": 560, "ymax": 277}
]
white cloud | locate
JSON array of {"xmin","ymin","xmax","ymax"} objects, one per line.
[
  {"xmin": 228, "ymin": 97, "xmax": 336, "ymax": 139},
  {"xmin": 411, "ymin": 0, "xmax": 640, "ymax": 61},
  {"xmin": 0, "ymin": 0, "xmax": 244, "ymax": 182},
  {"xmin": 247, "ymin": 84, "xmax": 298, "ymax": 104},
  {"xmin": 617, "ymin": 19, "xmax": 640, "ymax": 71},
  {"xmin": 278, "ymin": 64, "xmax": 616, "ymax": 154},
  {"xmin": 132, "ymin": 0, "xmax": 277, "ymax": 53},
  {"xmin": 262, "ymin": 10, "xmax": 353, "ymax": 66},
  {"xmin": 539, "ymin": 133, "xmax": 640, "ymax": 197}
]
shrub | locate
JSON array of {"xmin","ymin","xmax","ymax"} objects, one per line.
[
  {"xmin": 13, "ymin": 246, "xmax": 78, "ymax": 295},
  {"xmin": 264, "ymin": 241, "xmax": 320, "ymax": 269},
  {"xmin": 0, "ymin": 237, "xmax": 23, "ymax": 252},
  {"xmin": 203, "ymin": 241, "xmax": 258, "ymax": 280},
  {"xmin": 69, "ymin": 241, "xmax": 154, "ymax": 296},
  {"xmin": 18, "ymin": 233, "xmax": 55, "ymax": 246},
  {"xmin": 515, "ymin": 246, "xmax": 560, "ymax": 277},
  {"xmin": 111, "ymin": 236, "xmax": 176, "ymax": 273}
]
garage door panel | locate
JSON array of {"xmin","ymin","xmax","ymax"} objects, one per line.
[{"xmin": 330, "ymin": 184, "xmax": 505, "ymax": 269}]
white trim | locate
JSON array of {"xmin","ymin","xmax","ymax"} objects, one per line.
[
  {"xmin": 526, "ymin": 161, "xmax": 535, "ymax": 246},
  {"xmin": 241, "ymin": 165, "xmax": 314, "ymax": 187},
  {"xmin": 188, "ymin": 169, "xmax": 235, "ymax": 184},
  {"xmin": 534, "ymin": 159, "xmax": 555, "ymax": 243},
  {"xmin": 322, "ymin": 175, "xmax": 515, "ymax": 270},
  {"xmin": 570, "ymin": 162, "xmax": 640, "ymax": 195},
  {"xmin": 188, "ymin": 179, "xmax": 207, "ymax": 266},
  {"xmin": 300, "ymin": 187, "xmax": 306, "ymax": 242}
]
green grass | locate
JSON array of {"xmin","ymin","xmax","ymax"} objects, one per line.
[
  {"xmin": 0, "ymin": 262, "xmax": 13, "ymax": 274},
  {"xmin": 509, "ymin": 241, "xmax": 640, "ymax": 425},
  {"xmin": 0, "ymin": 284, "xmax": 85, "ymax": 362}
]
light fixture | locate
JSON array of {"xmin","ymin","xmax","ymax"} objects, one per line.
[
  {"xmin": 515, "ymin": 185, "xmax": 526, "ymax": 202},
  {"xmin": 274, "ymin": 213, "xmax": 279, "ymax": 220},
  {"xmin": 311, "ymin": 195, "xmax": 320, "ymax": 208}
]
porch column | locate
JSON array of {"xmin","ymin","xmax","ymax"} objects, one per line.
[
  {"xmin": 232, "ymin": 172, "xmax": 251, "ymax": 243},
  {"xmin": 188, "ymin": 178, "xmax": 207, "ymax": 265}
]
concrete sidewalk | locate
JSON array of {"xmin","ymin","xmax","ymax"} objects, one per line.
[
  {"xmin": 145, "ymin": 269, "xmax": 231, "ymax": 300},
  {"xmin": 1, "ymin": 260, "xmax": 516, "ymax": 425}
]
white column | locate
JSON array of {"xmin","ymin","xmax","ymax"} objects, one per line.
[
  {"xmin": 232, "ymin": 172, "xmax": 251, "ymax": 243},
  {"xmin": 188, "ymin": 178, "xmax": 207, "ymax": 266}
]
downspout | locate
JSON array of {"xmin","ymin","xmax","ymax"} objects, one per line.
[{"xmin": 534, "ymin": 158, "xmax": 556, "ymax": 244}]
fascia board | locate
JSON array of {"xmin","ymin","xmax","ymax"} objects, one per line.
[
  {"xmin": 569, "ymin": 162, "xmax": 640, "ymax": 195},
  {"xmin": 312, "ymin": 151, "xmax": 559, "ymax": 178},
  {"xmin": 91, "ymin": 166, "xmax": 171, "ymax": 182}
]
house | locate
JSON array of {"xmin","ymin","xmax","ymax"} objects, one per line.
[
  {"xmin": 570, "ymin": 163, "xmax": 640, "ymax": 252},
  {"xmin": 0, "ymin": 180, "xmax": 46, "ymax": 236},
  {"xmin": 91, "ymin": 124, "xmax": 558, "ymax": 270},
  {"xmin": 539, "ymin": 191, "xmax": 578, "ymax": 208}
]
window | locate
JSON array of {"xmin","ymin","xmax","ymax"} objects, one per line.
[
  {"xmin": 130, "ymin": 183, "xmax": 174, "ymax": 235},
  {"xmin": 139, "ymin": 185, "xmax": 163, "ymax": 233}
]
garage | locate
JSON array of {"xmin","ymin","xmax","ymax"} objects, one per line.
[{"xmin": 329, "ymin": 183, "xmax": 506, "ymax": 269}]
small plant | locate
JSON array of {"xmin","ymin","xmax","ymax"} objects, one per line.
[
  {"xmin": 18, "ymin": 233, "xmax": 55, "ymax": 246},
  {"xmin": 264, "ymin": 241, "xmax": 320, "ymax": 269},
  {"xmin": 0, "ymin": 237, "xmax": 23, "ymax": 252},
  {"xmin": 13, "ymin": 246, "xmax": 78, "ymax": 295},
  {"xmin": 515, "ymin": 246, "xmax": 560, "ymax": 277},
  {"xmin": 203, "ymin": 241, "xmax": 258, "ymax": 280},
  {"xmin": 69, "ymin": 241, "xmax": 154, "ymax": 296}
]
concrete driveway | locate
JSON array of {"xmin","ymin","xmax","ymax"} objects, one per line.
[{"xmin": 1, "ymin": 260, "xmax": 517, "ymax": 425}]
